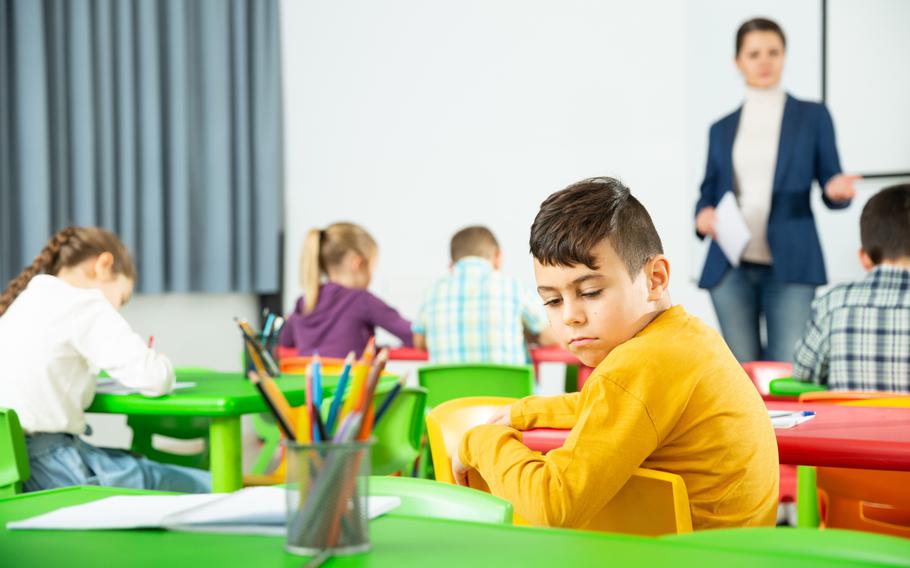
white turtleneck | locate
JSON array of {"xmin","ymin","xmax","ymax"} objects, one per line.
[{"xmin": 732, "ymin": 85, "xmax": 786, "ymax": 265}]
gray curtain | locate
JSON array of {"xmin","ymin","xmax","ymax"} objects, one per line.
[{"xmin": 0, "ymin": 0, "xmax": 283, "ymax": 293}]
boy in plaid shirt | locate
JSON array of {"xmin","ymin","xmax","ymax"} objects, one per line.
[
  {"xmin": 793, "ymin": 183, "xmax": 910, "ymax": 392},
  {"xmin": 413, "ymin": 226, "xmax": 555, "ymax": 364}
]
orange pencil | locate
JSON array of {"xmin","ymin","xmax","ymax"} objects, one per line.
[
  {"xmin": 357, "ymin": 349, "xmax": 388, "ymax": 440},
  {"xmin": 361, "ymin": 336, "xmax": 376, "ymax": 364}
]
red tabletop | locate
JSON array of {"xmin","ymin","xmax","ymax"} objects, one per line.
[
  {"xmin": 529, "ymin": 347, "xmax": 595, "ymax": 389},
  {"xmin": 277, "ymin": 345, "xmax": 430, "ymax": 361},
  {"xmin": 520, "ymin": 400, "xmax": 910, "ymax": 472},
  {"xmin": 529, "ymin": 346, "xmax": 583, "ymax": 364},
  {"xmin": 387, "ymin": 347, "xmax": 430, "ymax": 361}
]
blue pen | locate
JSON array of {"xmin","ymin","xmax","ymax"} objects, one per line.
[{"xmin": 325, "ymin": 352, "xmax": 355, "ymax": 435}]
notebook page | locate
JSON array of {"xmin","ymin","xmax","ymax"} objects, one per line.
[{"xmin": 7, "ymin": 494, "xmax": 220, "ymax": 530}]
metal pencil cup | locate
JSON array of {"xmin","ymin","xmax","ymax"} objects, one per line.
[{"xmin": 284, "ymin": 439, "xmax": 373, "ymax": 557}]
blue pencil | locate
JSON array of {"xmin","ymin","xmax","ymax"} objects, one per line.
[
  {"xmin": 373, "ymin": 377, "xmax": 405, "ymax": 427},
  {"xmin": 312, "ymin": 356, "xmax": 323, "ymax": 441},
  {"xmin": 325, "ymin": 352, "xmax": 355, "ymax": 435}
]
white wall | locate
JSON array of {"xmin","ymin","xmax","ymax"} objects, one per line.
[
  {"xmin": 827, "ymin": 0, "xmax": 910, "ymax": 175},
  {"xmin": 280, "ymin": 0, "xmax": 718, "ymax": 329},
  {"xmin": 120, "ymin": 293, "xmax": 259, "ymax": 371}
]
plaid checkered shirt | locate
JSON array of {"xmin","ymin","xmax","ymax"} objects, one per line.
[
  {"xmin": 413, "ymin": 257, "xmax": 548, "ymax": 364},
  {"xmin": 793, "ymin": 265, "xmax": 910, "ymax": 392}
]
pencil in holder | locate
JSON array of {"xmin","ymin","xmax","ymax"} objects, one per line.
[{"xmin": 284, "ymin": 439, "xmax": 373, "ymax": 557}]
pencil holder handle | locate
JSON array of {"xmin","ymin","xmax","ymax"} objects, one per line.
[{"xmin": 284, "ymin": 440, "xmax": 373, "ymax": 557}]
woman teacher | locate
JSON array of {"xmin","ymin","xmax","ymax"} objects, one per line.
[{"xmin": 695, "ymin": 18, "xmax": 859, "ymax": 362}]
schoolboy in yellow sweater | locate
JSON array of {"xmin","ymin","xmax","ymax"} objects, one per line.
[{"xmin": 453, "ymin": 177, "xmax": 778, "ymax": 530}]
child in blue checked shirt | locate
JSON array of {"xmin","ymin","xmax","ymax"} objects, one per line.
[
  {"xmin": 413, "ymin": 226, "xmax": 556, "ymax": 364},
  {"xmin": 793, "ymin": 183, "xmax": 910, "ymax": 392}
]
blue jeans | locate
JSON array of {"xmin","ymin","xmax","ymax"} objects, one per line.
[
  {"xmin": 709, "ymin": 262, "xmax": 816, "ymax": 363},
  {"xmin": 23, "ymin": 433, "xmax": 211, "ymax": 494}
]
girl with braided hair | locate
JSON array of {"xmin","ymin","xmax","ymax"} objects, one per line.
[{"xmin": 0, "ymin": 226, "xmax": 210, "ymax": 493}]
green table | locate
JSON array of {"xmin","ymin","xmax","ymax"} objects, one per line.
[
  {"xmin": 87, "ymin": 371, "xmax": 396, "ymax": 492},
  {"xmin": 3, "ymin": 486, "xmax": 907, "ymax": 567}
]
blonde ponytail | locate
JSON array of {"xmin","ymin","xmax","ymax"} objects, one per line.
[
  {"xmin": 300, "ymin": 228, "xmax": 323, "ymax": 314},
  {"xmin": 298, "ymin": 222, "xmax": 378, "ymax": 314},
  {"xmin": 0, "ymin": 226, "xmax": 135, "ymax": 317}
]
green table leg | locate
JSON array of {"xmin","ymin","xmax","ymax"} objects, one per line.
[
  {"xmin": 209, "ymin": 416, "xmax": 243, "ymax": 492},
  {"xmin": 796, "ymin": 465, "xmax": 820, "ymax": 528}
]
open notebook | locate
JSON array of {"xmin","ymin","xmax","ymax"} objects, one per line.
[{"xmin": 8, "ymin": 487, "xmax": 400, "ymax": 536}]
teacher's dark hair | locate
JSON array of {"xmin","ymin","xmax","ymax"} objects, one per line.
[
  {"xmin": 530, "ymin": 177, "xmax": 663, "ymax": 279},
  {"xmin": 860, "ymin": 183, "xmax": 910, "ymax": 264},
  {"xmin": 736, "ymin": 18, "xmax": 786, "ymax": 56}
]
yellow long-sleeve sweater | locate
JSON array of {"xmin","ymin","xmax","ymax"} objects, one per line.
[{"xmin": 459, "ymin": 305, "xmax": 779, "ymax": 530}]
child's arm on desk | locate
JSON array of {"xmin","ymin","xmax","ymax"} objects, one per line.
[
  {"xmin": 458, "ymin": 379, "xmax": 657, "ymax": 528},
  {"xmin": 72, "ymin": 297, "xmax": 175, "ymax": 397},
  {"xmin": 510, "ymin": 393, "xmax": 581, "ymax": 430}
]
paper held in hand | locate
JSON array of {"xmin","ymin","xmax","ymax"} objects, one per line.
[
  {"xmin": 7, "ymin": 486, "xmax": 400, "ymax": 536},
  {"xmin": 713, "ymin": 192, "xmax": 751, "ymax": 267}
]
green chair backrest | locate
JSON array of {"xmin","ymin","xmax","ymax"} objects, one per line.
[
  {"xmin": 663, "ymin": 527, "xmax": 910, "ymax": 567},
  {"xmin": 370, "ymin": 387, "xmax": 427, "ymax": 476},
  {"xmin": 0, "ymin": 407, "xmax": 30, "ymax": 496},
  {"xmin": 417, "ymin": 364, "xmax": 534, "ymax": 408},
  {"xmin": 369, "ymin": 475, "xmax": 512, "ymax": 524},
  {"xmin": 768, "ymin": 377, "xmax": 828, "ymax": 397},
  {"xmin": 126, "ymin": 367, "xmax": 213, "ymax": 471},
  {"xmin": 318, "ymin": 387, "xmax": 428, "ymax": 476}
]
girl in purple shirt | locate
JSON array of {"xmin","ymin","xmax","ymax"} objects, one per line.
[{"xmin": 279, "ymin": 222, "xmax": 413, "ymax": 357}]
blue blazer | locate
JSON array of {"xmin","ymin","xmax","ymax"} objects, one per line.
[{"xmin": 696, "ymin": 94, "xmax": 850, "ymax": 289}]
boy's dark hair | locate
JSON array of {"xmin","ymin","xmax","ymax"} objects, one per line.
[
  {"xmin": 736, "ymin": 18, "xmax": 786, "ymax": 56},
  {"xmin": 529, "ymin": 177, "xmax": 663, "ymax": 277},
  {"xmin": 451, "ymin": 226, "xmax": 499, "ymax": 262},
  {"xmin": 860, "ymin": 183, "xmax": 910, "ymax": 264}
]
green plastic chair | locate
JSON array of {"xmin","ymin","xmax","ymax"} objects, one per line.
[
  {"xmin": 0, "ymin": 407, "xmax": 30, "ymax": 497},
  {"xmin": 664, "ymin": 527, "xmax": 910, "ymax": 567},
  {"xmin": 369, "ymin": 387, "xmax": 428, "ymax": 476},
  {"xmin": 415, "ymin": 364, "xmax": 535, "ymax": 478},
  {"xmin": 249, "ymin": 413, "xmax": 282, "ymax": 475},
  {"xmin": 768, "ymin": 377, "xmax": 827, "ymax": 398},
  {"xmin": 250, "ymin": 383, "xmax": 422, "ymax": 478},
  {"xmin": 417, "ymin": 364, "xmax": 535, "ymax": 408},
  {"xmin": 369, "ymin": 475, "xmax": 512, "ymax": 524},
  {"xmin": 127, "ymin": 368, "xmax": 213, "ymax": 471}
]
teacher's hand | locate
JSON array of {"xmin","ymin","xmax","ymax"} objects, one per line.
[
  {"xmin": 695, "ymin": 207, "xmax": 717, "ymax": 239},
  {"xmin": 825, "ymin": 173, "xmax": 861, "ymax": 202}
]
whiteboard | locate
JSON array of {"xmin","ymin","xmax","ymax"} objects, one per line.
[{"xmin": 826, "ymin": 0, "xmax": 910, "ymax": 175}]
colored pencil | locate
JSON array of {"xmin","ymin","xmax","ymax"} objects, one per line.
[
  {"xmin": 361, "ymin": 336, "xmax": 376, "ymax": 364},
  {"xmin": 373, "ymin": 374, "xmax": 406, "ymax": 427},
  {"xmin": 247, "ymin": 371, "xmax": 296, "ymax": 439},
  {"xmin": 236, "ymin": 318, "xmax": 280, "ymax": 376},
  {"xmin": 357, "ymin": 349, "xmax": 389, "ymax": 440},
  {"xmin": 312, "ymin": 405, "xmax": 328, "ymax": 443},
  {"xmin": 259, "ymin": 373, "xmax": 298, "ymax": 434},
  {"xmin": 325, "ymin": 352, "xmax": 355, "ymax": 435}
]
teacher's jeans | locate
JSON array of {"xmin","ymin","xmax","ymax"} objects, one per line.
[{"xmin": 709, "ymin": 262, "xmax": 817, "ymax": 363}]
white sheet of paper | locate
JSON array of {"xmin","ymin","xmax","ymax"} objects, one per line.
[
  {"xmin": 95, "ymin": 378, "xmax": 196, "ymax": 395},
  {"xmin": 768, "ymin": 410, "xmax": 816, "ymax": 429},
  {"xmin": 7, "ymin": 494, "xmax": 221, "ymax": 530},
  {"xmin": 713, "ymin": 192, "xmax": 751, "ymax": 267},
  {"xmin": 7, "ymin": 487, "xmax": 401, "ymax": 537}
]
